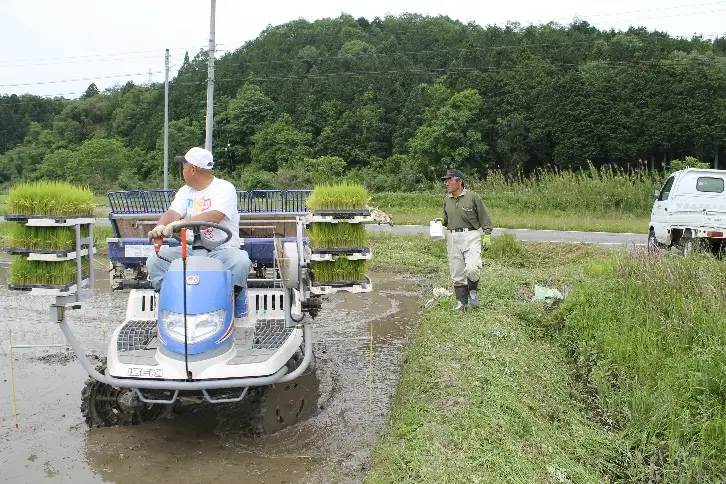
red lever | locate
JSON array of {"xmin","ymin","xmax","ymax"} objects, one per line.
[
  {"xmin": 181, "ymin": 228, "xmax": 187, "ymax": 259},
  {"xmin": 153, "ymin": 237, "xmax": 163, "ymax": 254}
]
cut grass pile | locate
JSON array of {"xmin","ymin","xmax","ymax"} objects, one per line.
[
  {"xmin": 10, "ymin": 258, "xmax": 90, "ymax": 286},
  {"xmin": 366, "ymin": 233, "xmax": 726, "ymax": 482},
  {"xmin": 6, "ymin": 181, "xmax": 95, "ymax": 216}
]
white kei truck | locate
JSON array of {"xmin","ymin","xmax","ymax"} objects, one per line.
[{"xmin": 649, "ymin": 168, "xmax": 726, "ymax": 255}]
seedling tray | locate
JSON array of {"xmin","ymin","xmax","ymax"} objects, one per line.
[
  {"xmin": 8, "ymin": 278, "xmax": 89, "ymax": 296},
  {"xmin": 7, "ymin": 247, "xmax": 96, "ymax": 261},
  {"xmin": 310, "ymin": 276, "xmax": 372, "ymax": 295},
  {"xmin": 312, "ymin": 209, "xmax": 370, "ymax": 217},
  {"xmin": 4, "ymin": 214, "xmax": 95, "ymax": 226},
  {"xmin": 310, "ymin": 247, "xmax": 372, "ymax": 261},
  {"xmin": 307, "ymin": 213, "xmax": 374, "ymax": 224}
]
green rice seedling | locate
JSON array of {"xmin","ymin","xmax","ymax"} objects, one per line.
[
  {"xmin": 8, "ymin": 225, "xmax": 87, "ymax": 251},
  {"xmin": 308, "ymin": 223, "xmax": 369, "ymax": 248},
  {"xmin": 306, "ymin": 182, "xmax": 370, "ymax": 211},
  {"xmin": 311, "ymin": 259, "xmax": 367, "ymax": 283},
  {"xmin": 6, "ymin": 181, "xmax": 94, "ymax": 217},
  {"xmin": 10, "ymin": 258, "xmax": 90, "ymax": 286}
]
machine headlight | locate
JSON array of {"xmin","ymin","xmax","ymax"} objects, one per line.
[{"xmin": 161, "ymin": 310, "xmax": 226, "ymax": 344}]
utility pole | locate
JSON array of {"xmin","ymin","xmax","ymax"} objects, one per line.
[
  {"xmin": 163, "ymin": 48, "xmax": 170, "ymax": 190},
  {"xmin": 204, "ymin": 0, "xmax": 216, "ymax": 152}
]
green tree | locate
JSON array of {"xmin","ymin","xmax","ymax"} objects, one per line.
[
  {"xmin": 82, "ymin": 83, "xmax": 100, "ymax": 99},
  {"xmin": 214, "ymin": 84, "xmax": 276, "ymax": 171},
  {"xmin": 110, "ymin": 87, "xmax": 164, "ymax": 151},
  {"xmin": 495, "ymin": 113, "xmax": 529, "ymax": 176},
  {"xmin": 250, "ymin": 114, "xmax": 313, "ymax": 171},
  {"xmin": 409, "ymin": 89, "xmax": 489, "ymax": 178},
  {"xmin": 35, "ymin": 137, "xmax": 150, "ymax": 192},
  {"xmin": 156, "ymin": 118, "xmax": 203, "ymax": 159}
]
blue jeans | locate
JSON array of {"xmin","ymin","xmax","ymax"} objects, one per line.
[{"xmin": 146, "ymin": 246, "xmax": 251, "ymax": 291}]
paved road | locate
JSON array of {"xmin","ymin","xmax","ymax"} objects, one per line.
[
  {"xmin": 1, "ymin": 216, "xmax": 646, "ymax": 246},
  {"xmin": 367, "ymin": 224, "xmax": 647, "ymax": 247}
]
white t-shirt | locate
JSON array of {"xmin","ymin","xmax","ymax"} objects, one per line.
[{"xmin": 169, "ymin": 178, "xmax": 240, "ymax": 250}]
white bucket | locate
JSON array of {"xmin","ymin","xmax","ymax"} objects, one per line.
[{"xmin": 429, "ymin": 220, "xmax": 444, "ymax": 240}]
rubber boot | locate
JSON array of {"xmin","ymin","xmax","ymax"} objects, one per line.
[
  {"xmin": 452, "ymin": 285, "xmax": 468, "ymax": 312},
  {"xmin": 468, "ymin": 279, "xmax": 479, "ymax": 309},
  {"xmin": 234, "ymin": 286, "xmax": 248, "ymax": 319}
]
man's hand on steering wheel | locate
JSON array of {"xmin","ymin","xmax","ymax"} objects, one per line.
[
  {"xmin": 161, "ymin": 220, "xmax": 183, "ymax": 238},
  {"xmin": 166, "ymin": 220, "xmax": 233, "ymax": 251}
]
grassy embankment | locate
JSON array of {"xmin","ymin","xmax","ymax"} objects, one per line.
[
  {"xmin": 367, "ymin": 233, "xmax": 726, "ymax": 482},
  {"xmin": 372, "ymin": 168, "xmax": 660, "ymax": 234}
]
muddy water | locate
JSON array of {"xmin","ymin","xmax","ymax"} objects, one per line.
[{"xmin": 0, "ymin": 255, "xmax": 422, "ymax": 484}]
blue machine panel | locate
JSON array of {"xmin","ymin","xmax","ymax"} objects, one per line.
[{"xmin": 108, "ymin": 238, "xmax": 181, "ymax": 267}]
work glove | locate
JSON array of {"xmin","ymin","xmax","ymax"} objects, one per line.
[
  {"xmin": 482, "ymin": 234, "xmax": 492, "ymax": 251},
  {"xmin": 161, "ymin": 220, "xmax": 183, "ymax": 238},
  {"xmin": 148, "ymin": 224, "xmax": 165, "ymax": 241}
]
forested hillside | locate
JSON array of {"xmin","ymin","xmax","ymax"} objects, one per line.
[{"xmin": 1, "ymin": 14, "xmax": 725, "ymax": 193}]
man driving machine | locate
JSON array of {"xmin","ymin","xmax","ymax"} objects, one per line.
[{"xmin": 146, "ymin": 147, "xmax": 251, "ymax": 318}]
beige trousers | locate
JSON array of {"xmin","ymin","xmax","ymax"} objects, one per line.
[{"xmin": 446, "ymin": 229, "xmax": 482, "ymax": 286}]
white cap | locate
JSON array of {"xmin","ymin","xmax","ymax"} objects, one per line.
[{"xmin": 175, "ymin": 147, "xmax": 214, "ymax": 169}]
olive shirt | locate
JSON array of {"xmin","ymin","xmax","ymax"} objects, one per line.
[{"xmin": 442, "ymin": 188, "xmax": 493, "ymax": 234}]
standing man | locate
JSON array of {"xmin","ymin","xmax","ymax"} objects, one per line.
[
  {"xmin": 441, "ymin": 169, "xmax": 493, "ymax": 311},
  {"xmin": 146, "ymin": 147, "xmax": 251, "ymax": 319}
]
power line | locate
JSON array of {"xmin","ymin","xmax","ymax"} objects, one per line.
[
  {"xmin": 517, "ymin": 1, "xmax": 726, "ymax": 25},
  {"xmin": 0, "ymin": 71, "xmax": 164, "ymax": 89},
  {"xmin": 170, "ymin": 57, "xmax": 726, "ymax": 86},
  {"xmin": 1, "ymin": 41, "xmax": 724, "ymax": 106},
  {"xmin": 5, "ymin": 54, "xmax": 166, "ymax": 69},
  {"xmin": 2, "ymin": 54, "xmax": 723, "ymax": 104},
  {"xmin": 224, "ymin": 39, "xmax": 725, "ymax": 70},
  {"xmin": 0, "ymin": 44, "xmax": 208, "ymax": 65},
  {"xmin": 1, "ymin": 1, "xmax": 722, "ymax": 67}
]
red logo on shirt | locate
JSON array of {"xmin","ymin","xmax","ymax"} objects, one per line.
[{"xmin": 202, "ymin": 198, "xmax": 211, "ymax": 211}]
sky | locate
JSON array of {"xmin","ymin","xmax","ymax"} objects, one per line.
[{"xmin": 0, "ymin": 0, "xmax": 724, "ymax": 98}]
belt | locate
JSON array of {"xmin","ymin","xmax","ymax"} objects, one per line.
[{"xmin": 450, "ymin": 227, "xmax": 475, "ymax": 232}]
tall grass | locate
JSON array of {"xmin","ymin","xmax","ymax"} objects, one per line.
[
  {"xmin": 478, "ymin": 165, "xmax": 662, "ymax": 214},
  {"xmin": 6, "ymin": 181, "xmax": 94, "ymax": 216},
  {"xmin": 371, "ymin": 165, "xmax": 663, "ymax": 227},
  {"xmin": 552, "ymin": 252, "xmax": 726, "ymax": 480}
]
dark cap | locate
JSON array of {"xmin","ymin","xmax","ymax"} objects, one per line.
[{"xmin": 441, "ymin": 169, "xmax": 464, "ymax": 180}]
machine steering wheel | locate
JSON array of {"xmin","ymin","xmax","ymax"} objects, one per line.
[{"xmin": 171, "ymin": 221, "xmax": 233, "ymax": 251}]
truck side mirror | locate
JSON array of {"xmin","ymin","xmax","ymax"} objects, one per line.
[{"xmin": 653, "ymin": 190, "xmax": 659, "ymax": 201}]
